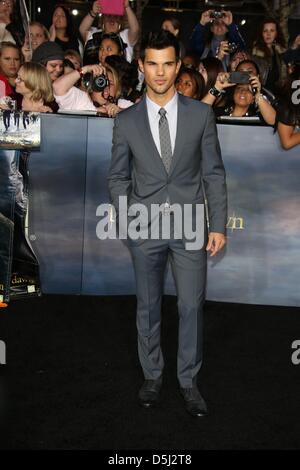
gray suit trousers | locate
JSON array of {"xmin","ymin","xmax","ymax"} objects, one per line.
[{"xmin": 129, "ymin": 237, "xmax": 207, "ymax": 388}]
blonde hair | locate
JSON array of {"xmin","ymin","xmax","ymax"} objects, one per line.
[
  {"xmin": 21, "ymin": 62, "xmax": 54, "ymax": 103},
  {"xmin": 105, "ymin": 65, "xmax": 120, "ymax": 98},
  {"xmin": 29, "ymin": 21, "xmax": 50, "ymax": 41}
]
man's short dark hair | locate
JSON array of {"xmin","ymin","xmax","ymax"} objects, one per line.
[{"xmin": 140, "ymin": 30, "xmax": 180, "ymax": 62}]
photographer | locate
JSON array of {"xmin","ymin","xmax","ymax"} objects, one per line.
[
  {"xmin": 201, "ymin": 64, "xmax": 276, "ymax": 125},
  {"xmin": 213, "ymin": 80, "xmax": 275, "ymax": 125},
  {"xmin": 189, "ymin": 10, "xmax": 246, "ymax": 70},
  {"xmin": 53, "ymin": 58, "xmax": 135, "ymax": 117}
]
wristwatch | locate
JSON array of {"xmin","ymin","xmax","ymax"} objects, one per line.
[{"xmin": 209, "ymin": 86, "xmax": 224, "ymax": 98}]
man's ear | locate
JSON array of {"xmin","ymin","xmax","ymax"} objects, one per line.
[{"xmin": 138, "ymin": 59, "xmax": 144, "ymax": 74}]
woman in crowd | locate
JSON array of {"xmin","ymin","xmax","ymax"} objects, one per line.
[
  {"xmin": 0, "ymin": 41, "xmax": 21, "ymax": 99},
  {"xmin": 162, "ymin": 17, "xmax": 185, "ymax": 58},
  {"xmin": 252, "ymin": 18, "xmax": 286, "ymax": 94},
  {"xmin": 14, "ymin": 62, "xmax": 56, "ymax": 112},
  {"xmin": 198, "ymin": 57, "xmax": 223, "ymax": 97},
  {"xmin": 98, "ymin": 33, "xmax": 126, "ymax": 65},
  {"xmin": 181, "ymin": 52, "xmax": 200, "ymax": 70},
  {"xmin": 0, "ymin": 0, "xmax": 24, "ymax": 47},
  {"xmin": 64, "ymin": 49, "xmax": 81, "ymax": 70},
  {"xmin": 175, "ymin": 66, "xmax": 204, "ymax": 100},
  {"xmin": 229, "ymin": 50, "xmax": 251, "ymax": 72},
  {"xmin": 49, "ymin": 4, "xmax": 81, "ymax": 54},
  {"xmin": 189, "ymin": 9, "xmax": 245, "ymax": 70},
  {"xmin": 202, "ymin": 65, "xmax": 276, "ymax": 125},
  {"xmin": 236, "ymin": 59, "xmax": 277, "ymax": 106},
  {"xmin": 53, "ymin": 55, "xmax": 137, "ymax": 117},
  {"xmin": 32, "ymin": 41, "xmax": 64, "ymax": 83},
  {"xmin": 80, "ymin": 0, "xmax": 139, "ymax": 65},
  {"xmin": 105, "ymin": 54, "xmax": 139, "ymax": 104},
  {"xmin": 213, "ymin": 79, "xmax": 276, "ymax": 125},
  {"xmin": 63, "ymin": 49, "xmax": 82, "ymax": 77},
  {"xmin": 22, "ymin": 21, "xmax": 50, "ymax": 62},
  {"xmin": 276, "ymin": 62, "xmax": 300, "ymax": 150}
]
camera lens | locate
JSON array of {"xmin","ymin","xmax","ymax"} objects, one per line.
[{"xmin": 92, "ymin": 74, "xmax": 110, "ymax": 92}]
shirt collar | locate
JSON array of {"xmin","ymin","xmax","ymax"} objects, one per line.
[{"xmin": 146, "ymin": 91, "xmax": 178, "ymax": 118}]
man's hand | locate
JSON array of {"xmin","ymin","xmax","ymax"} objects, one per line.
[
  {"xmin": 216, "ymin": 40, "xmax": 230, "ymax": 60},
  {"xmin": 200, "ymin": 10, "xmax": 212, "ymax": 26},
  {"xmin": 222, "ymin": 10, "xmax": 233, "ymax": 26},
  {"xmin": 206, "ymin": 232, "xmax": 226, "ymax": 257}
]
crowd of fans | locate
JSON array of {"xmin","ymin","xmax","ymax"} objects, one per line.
[{"xmin": 0, "ymin": 0, "xmax": 299, "ymax": 149}]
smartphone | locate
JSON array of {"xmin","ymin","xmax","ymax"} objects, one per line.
[
  {"xmin": 228, "ymin": 71, "xmax": 250, "ymax": 84},
  {"xmin": 100, "ymin": 0, "xmax": 125, "ymax": 16}
]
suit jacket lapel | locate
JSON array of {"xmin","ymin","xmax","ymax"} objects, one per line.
[
  {"xmin": 169, "ymin": 94, "xmax": 189, "ymax": 176},
  {"xmin": 135, "ymin": 97, "xmax": 168, "ymax": 176}
]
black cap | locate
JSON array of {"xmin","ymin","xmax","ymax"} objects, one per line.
[{"xmin": 32, "ymin": 41, "xmax": 64, "ymax": 65}]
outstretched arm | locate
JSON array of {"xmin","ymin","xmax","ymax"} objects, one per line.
[
  {"xmin": 278, "ymin": 122, "xmax": 300, "ymax": 150},
  {"xmin": 79, "ymin": 1, "xmax": 101, "ymax": 43},
  {"xmin": 124, "ymin": 0, "xmax": 139, "ymax": 46}
]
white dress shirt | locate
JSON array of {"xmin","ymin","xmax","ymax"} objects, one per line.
[{"xmin": 146, "ymin": 91, "xmax": 178, "ymax": 157}]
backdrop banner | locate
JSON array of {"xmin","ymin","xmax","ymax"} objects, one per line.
[
  {"xmin": 0, "ymin": 111, "xmax": 41, "ymax": 149},
  {"xmin": 10, "ymin": 114, "xmax": 299, "ymax": 307}
]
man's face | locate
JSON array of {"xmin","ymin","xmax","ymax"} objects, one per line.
[
  {"xmin": 211, "ymin": 20, "xmax": 228, "ymax": 37},
  {"xmin": 138, "ymin": 47, "xmax": 181, "ymax": 98},
  {"xmin": 46, "ymin": 60, "xmax": 63, "ymax": 81}
]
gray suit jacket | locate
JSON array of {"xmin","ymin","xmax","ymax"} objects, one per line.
[{"xmin": 108, "ymin": 93, "xmax": 227, "ymax": 243}]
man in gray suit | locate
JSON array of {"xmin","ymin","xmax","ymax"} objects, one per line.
[{"xmin": 108, "ymin": 31, "xmax": 227, "ymax": 417}]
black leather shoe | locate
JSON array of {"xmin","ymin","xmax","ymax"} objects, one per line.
[
  {"xmin": 180, "ymin": 386, "xmax": 208, "ymax": 417},
  {"xmin": 138, "ymin": 378, "xmax": 162, "ymax": 408}
]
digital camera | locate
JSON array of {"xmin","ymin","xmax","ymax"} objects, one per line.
[
  {"xmin": 82, "ymin": 73, "xmax": 110, "ymax": 92},
  {"xmin": 210, "ymin": 11, "xmax": 225, "ymax": 19},
  {"xmin": 227, "ymin": 42, "xmax": 238, "ymax": 54}
]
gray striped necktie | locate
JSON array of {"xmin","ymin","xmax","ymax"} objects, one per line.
[{"xmin": 158, "ymin": 107, "xmax": 172, "ymax": 173}]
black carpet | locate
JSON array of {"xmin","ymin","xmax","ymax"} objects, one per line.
[{"xmin": 0, "ymin": 295, "xmax": 300, "ymax": 450}]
